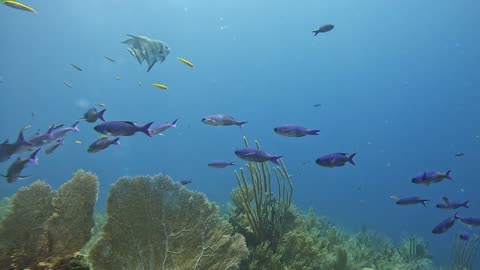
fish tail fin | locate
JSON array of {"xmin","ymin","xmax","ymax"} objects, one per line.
[
  {"xmin": 71, "ymin": 121, "xmax": 80, "ymax": 132},
  {"xmin": 454, "ymin": 212, "xmax": 460, "ymax": 219},
  {"xmin": 313, "ymin": 31, "xmax": 319, "ymax": 36},
  {"xmin": 46, "ymin": 125, "xmax": 55, "ymax": 139},
  {"xmin": 464, "ymin": 201, "xmax": 469, "ymax": 208},
  {"xmin": 112, "ymin": 138, "xmax": 121, "ymax": 145},
  {"xmin": 446, "ymin": 169, "xmax": 452, "ymax": 180},
  {"xmin": 308, "ymin": 129, "xmax": 320, "ymax": 135},
  {"xmin": 0, "ymin": 174, "xmax": 7, "ymax": 179},
  {"xmin": 270, "ymin": 156, "xmax": 283, "ymax": 166},
  {"xmin": 421, "ymin": 200, "xmax": 429, "ymax": 206},
  {"xmin": 29, "ymin": 148, "xmax": 41, "ymax": 165},
  {"xmin": 238, "ymin": 121, "xmax": 248, "ymax": 128},
  {"xmin": 98, "ymin": 109, "xmax": 107, "ymax": 122},
  {"xmin": 17, "ymin": 130, "xmax": 33, "ymax": 146},
  {"xmin": 171, "ymin": 119, "xmax": 178, "ymax": 128},
  {"xmin": 348, "ymin": 153, "xmax": 357, "ymax": 165},
  {"xmin": 229, "ymin": 162, "xmax": 235, "ymax": 166},
  {"xmin": 142, "ymin": 122, "xmax": 154, "ymax": 137}
]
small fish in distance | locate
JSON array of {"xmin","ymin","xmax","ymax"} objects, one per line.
[
  {"xmin": 313, "ymin": 24, "xmax": 334, "ymax": 36},
  {"xmin": 235, "ymin": 148, "xmax": 282, "ymax": 165},
  {"xmin": 202, "ymin": 114, "xmax": 247, "ymax": 127},
  {"xmin": 88, "ymin": 138, "xmax": 120, "ymax": 153},
  {"xmin": 274, "ymin": 124, "xmax": 320, "ymax": 137},
  {"xmin": 94, "ymin": 121, "xmax": 153, "ymax": 137},
  {"xmin": 208, "ymin": 161, "xmax": 235, "ymax": 168},
  {"xmin": 316, "ymin": 153, "xmax": 356, "ymax": 168}
]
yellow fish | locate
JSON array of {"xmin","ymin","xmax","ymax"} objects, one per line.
[
  {"xmin": 390, "ymin": 195, "xmax": 400, "ymax": 201},
  {"xmin": 74, "ymin": 140, "xmax": 82, "ymax": 144},
  {"xmin": 177, "ymin": 57, "xmax": 194, "ymax": 68},
  {"xmin": 152, "ymin": 83, "xmax": 168, "ymax": 90},
  {"xmin": 22, "ymin": 125, "xmax": 31, "ymax": 131},
  {"xmin": 3, "ymin": 0, "xmax": 36, "ymax": 13},
  {"xmin": 97, "ymin": 103, "xmax": 105, "ymax": 107},
  {"xmin": 98, "ymin": 135, "xmax": 109, "ymax": 139}
]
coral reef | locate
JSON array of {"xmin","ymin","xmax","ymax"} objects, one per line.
[
  {"xmin": 88, "ymin": 174, "xmax": 249, "ymax": 270},
  {"xmin": 44, "ymin": 170, "xmax": 98, "ymax": 258},
  {"xmin": 0, "ymin": 181, "xmax": 55, "ymax": 269},
  {"xmin": 0, "ymin": 197, "xmax": 12, "ymax": 222}
]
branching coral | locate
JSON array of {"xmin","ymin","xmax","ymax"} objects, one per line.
[
  {"xmin": 44, "ymin": 169, "xmax": 99, "ymax": 258},
  {"xmin": 449, "ymin": 233, "xmax": 480, "ymax": 270},
  {"xmin": 88, "ymin": 174, "xmax": 248, "ymax": 270},
  {"xmin": 0, "ymin": 181, "xmax": 55, "ymax": 269}
]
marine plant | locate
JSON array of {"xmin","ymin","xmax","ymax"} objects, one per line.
[
  {"xmin": 0, "ymin": 181, "xmax": 55, "ymax": 269},
  {"xmin": 231, "ymin": 136, "xmax": 294, "ymax": 249},
  {"xmin": 88, "ymin": 174, "xmax": 249, "ymax": 270},
  {"xmin": 0, "ymin": 170, "xmax": 99, "ymax": 269},
  {"xmin": 0, "ymin": 197, "xmax": 12, "ymax": 222},
  {"xmin": 449, "ymin": 233, "xmax": 480, "ymax": 270}
]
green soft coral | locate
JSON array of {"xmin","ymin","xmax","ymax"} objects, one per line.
[{"xmin": 88, "ymin": 174, "xmax": 248, "ymax": 270}]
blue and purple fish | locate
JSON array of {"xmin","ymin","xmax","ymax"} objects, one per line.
[
  {"xmin": 411, "ymin": 170, "xmax": 452, "ymax": 186},
  {"xmin": 234, "ymin": 148, "xmax": 282, "ymax": 165},
  {"xmin": 50, "ymin": 121, "xmax": 80, "ymax": 140},
  {"xmin": 45, "ymin": 139, "xmax": 64, "ymax": 155},
  {"xmin": 313, "ymin": 24, "xmax": 334, "ymax": 36},
  {"xmin": 82, "ymin": 107, "xmax": 106, "ymax": 123},
  {"xmin": 201, "ymin": 114, "xmax": 247, "ymax": 127},
  {"xmin": 273, "ymin": 124, "xmax": 320, "ymax": 137},
  {"xmin": 150, "ymin": 119, "xmax": 178, "ymax": 136},
  {"xmin": 455, "ymin": 213, "xmax": 480, "ymax": 226},
  {"xmin": 1, "ymin": 148, "xmax": 40, "ymax": 183},
  {"xmin": 394, "ymin": 196, "xmax": 429, "ymax": 206},
  {"xmin": 208, "ymin": 161, "xmax": 235, "ymax": 168},
  {"xmin": 8, "ymin": 130, "xmax": 34, "ymax": 157},
  {"xmin": 432, "ymin": 215, "xmax": 457, "ymax": 234},
  {"xmin": 460, "ymin": 231, "xmax": 473, "ymax": 240},
  {"xmin": 436, "ymin": 197, "xmax": 469, "ymax": 210},
  {"xmin": 88, "ymin": 137, "xmax": 120, "ymax": 153},
  {"xmin": 315, "ymin": 153, "xmax": 356, "ymax": 168},
  {"xmin": 179, "ymin": 180, "xmax": 192, "ymax": 185},
  {"xmin": 94, "ymin": 121, "xmax": 153, "ymax": 137}
]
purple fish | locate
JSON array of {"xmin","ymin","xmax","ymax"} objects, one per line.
[
  {"xmin": 455, "ymin": 213, "xmax": 480, "ymax": 226},
  {"xmin": 50, "ymin": 121, "xmax": 80, "ymax": 140},
  {"xmin": 151, "ymin": 119, "xmax": 178, "ymax": 135},
  {"xmin": 45, "ymin": 139, "xmax": 64, "ymax": 155},
  {"xmin": 0, "ymin": 148, "xmax": 40, "ymax": 183},
  {"xmin": 412, "ymin": 170, "xmax": 452, "ymax": 186},
  {"xmin": 208, "ymin": 161, "xmax": 235, "ymax": 168},
  {"xmin": 454, "ymin": 152, "xmax": 464, "ymax": 157},
  {"xmin": 179, "ymin": 180, "xmax": 192, "ymax": 185},
  {"xmin": 312, "ymin": 24, "xmax": 334, "ymax": 36},
  {"xmin": 82, "ymin": 107, "xmax": 106, "ymax": 123},
  {"xmin": 432, "ymin": 215, "xmax": 456, "ymax": 234},
  {"xmin": 315, "ymin": 153, "xmax": 356, "ymax": 168},
  {"xmin": 274, "ymin": 124, "xmax": 320, "ymax": 137},
  {"xmin": 201, "ymin": 114, "xmax": 247, "ymax": 127},
  {"xmin": 26, "ymin": 126, "xmax": 55, "ymax": 149},
  {"xmin": 436, "ymin": 197, "xmax": 469, "ymax": 210},
  {"xmin": 460, "ymin": 231, "xmax": 472, "ymax": 240},
  {"xmin": 395, "ymin": 196, "xmax": 429, "ymax": 206},
  {"xmin": 88, "ymin": 137, "xmax": 120, "ymax": 153},
  {"xmin": 94, "ymin": 121, "xmax": 153, "ymax": 137},
  {"xmin": 0, "ymin": 139, "xmax": 15, "ymax": 163},
  {"xmin": 234, "ymin": 148, "xmax": 282, "ymax": 165},
  {"xmin": 9, "ymin": 130, "xmax": 33, "ymax": 156}
]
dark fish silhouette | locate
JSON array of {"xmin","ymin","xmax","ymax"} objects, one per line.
[{"xmin": 313, "ymin": 24, "xmax": 334, "ymax": 36}]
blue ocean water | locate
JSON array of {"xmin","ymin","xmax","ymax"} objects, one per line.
[{"xmin": 1, "ymin": 0, "xmax": 479, "ymax": 267}]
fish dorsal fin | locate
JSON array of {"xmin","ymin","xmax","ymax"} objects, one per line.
[
  {"xmin": 335, "ymin": 153, "xmax": 348, "ymax": 156},
  {"xmin": 442, "ymin": 197, "xmax": 450, "ymax": 205}
]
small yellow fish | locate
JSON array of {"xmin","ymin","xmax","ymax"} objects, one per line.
[
  {"xmin": 22, "ymin": 125, "xmax": 31, "ymax": 131},
  {"xmin": 390, "ymin": 195, "xmax": 400, "ymax": 201},
  {"xmin": 70, "ymin": 64, "xmax": 82, "ymax": 71},
  {"xmin": 177, "ymin": 57, "xmax": 194, "ymax": 68},
  {"xmin": 74, "ymin": 140, "xmax": 82, "ymax": 144},
  {"xmin": 98, "ymin": 135, "xmax": 109, "ymax": 139},
  {"xmin": 97, "ymin": 103, "xmax": 105, "ymax": 107},
  {"xmin": 137, "ymin": 81, "xmax": 143, "ymax": 86},
  {"xmin": 152, "ymin": 83, "xmax": 168, "ymax": 90},
  {"xmin": 63, "ymin": 81, "xmax": 73, "ymax": 88},
  {"xmin": 3, "ymin": 0, "xmax": 37, "ymax": 13},
  {"xmin": 115, "ymin": 76, "xmax": 121, "ymax": 80},
  {"xmin": 104, "ymin": 56, "xmax": 115, "ymax": 62}
]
